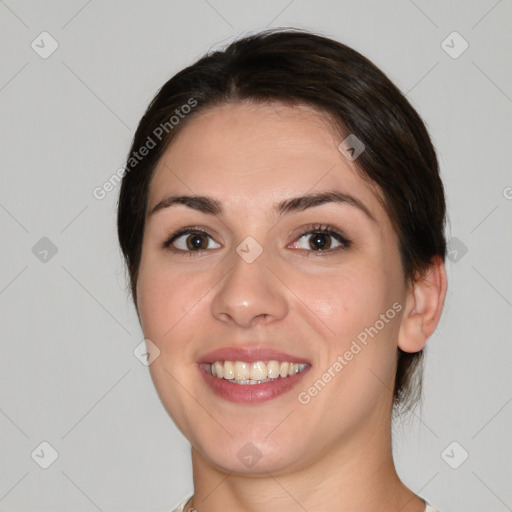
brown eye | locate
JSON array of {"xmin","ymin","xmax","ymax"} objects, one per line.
[
  {"xmin": 293, "ymin": 226, "xmax": 350, "ymax": 253},
  {"xmin": 164, "ymin": 229, "xmax": 221, "ymax": 252},
  {"xmin": 308, "ymin": 232, "xmax": 333, "ymax": 250},
  {"xmin": 185, "ymin": 233, "xmax": 209, "ymax": 250}
]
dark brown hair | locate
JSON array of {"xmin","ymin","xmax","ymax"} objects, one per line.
[{"xmin": 117, "ymin": 28, "xmax": 446, "ymax": 414}]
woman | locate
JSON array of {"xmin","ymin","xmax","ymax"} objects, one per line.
[{"xmin": 118, "ymin": 29, "xmax": 447, "ymax": 512}]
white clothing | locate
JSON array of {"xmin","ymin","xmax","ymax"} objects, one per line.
[{"xmin": 170, "ymin": 496, "xmax": 442, "ymax": 511}]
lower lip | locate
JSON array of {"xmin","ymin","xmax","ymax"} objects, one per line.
[{"xmin": 199, "ymin": 365, "xmax": 311, "ymax": 404}]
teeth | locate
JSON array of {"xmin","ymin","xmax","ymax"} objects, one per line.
[
  {"xmin": 206, "ymin": 360, "xmax": 308, "ymax": 383},
  {"xmin": 224, "ymin": 361, "xmax": 235, "ymax": 380},
  {"xmin": 234, "ymin": 361, "xmax": 249, "ymax": 381},
  {"xmin": 267, "ymin": 360, "xmax": 280, "ymax": 378},
  {"xmin": 250, "ymin": 361, "xmax": 266, "ymax": 380},
  {"xmin": 214, "ymin": 361, "xmax": 224, "ymax": 379}
]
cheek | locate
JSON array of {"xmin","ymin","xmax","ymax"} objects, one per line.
[
  {"xmin": 298, "ymin": 267, "xmax": 403, "ymax": 408},
  {"xmin": 136, "ymin": 257, "xmax": 207, "ymax": 348},
  {"xmin": 298, "ymin": 264, "xmax": 396, "ymax": 342}
]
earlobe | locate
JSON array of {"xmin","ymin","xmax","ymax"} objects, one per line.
[{"xmin": 398, "ymin": 256, "xmax": 447, "ymax": 353}]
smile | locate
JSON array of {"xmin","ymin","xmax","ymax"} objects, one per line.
[{"xmin": 199, "ymin": 360, "xmax": 311, "ymax": 404}]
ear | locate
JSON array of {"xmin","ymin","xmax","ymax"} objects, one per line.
[{"xmin": 398, "ymin": 256, "xmax": 447, "ymax": 353}]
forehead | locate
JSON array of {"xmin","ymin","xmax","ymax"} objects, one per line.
[{"xmin": 149, "ymin": 101, "xmax": 384, "ymax": 219}]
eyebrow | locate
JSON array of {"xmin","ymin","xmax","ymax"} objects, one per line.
[{"xmin": 149, "ymin": 190, "xmax": 375, "ymax": 221}]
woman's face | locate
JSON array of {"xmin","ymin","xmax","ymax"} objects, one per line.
[{"xmin": 137, "ymin": 101, "xmax": 409, "ymax": 475}]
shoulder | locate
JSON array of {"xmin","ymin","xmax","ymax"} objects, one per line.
[
  {"xmin": 169, "ymin": 496, "xmax": 193, "ymax": 512},
  {"xmin": 168, "ymin": 497, "xmax": 444, "ymax": 512},
  {"xmin": 169, "ymin": 496, "xmax": 441, "ymax": 512}
]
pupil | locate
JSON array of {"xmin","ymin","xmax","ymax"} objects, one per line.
[
  {"xmin": 311, "ymin": 233, "xmax": 330, "ymax": 250},
  {"xmin": 187, "ymin": 234, "xmax": 206, "ymax": 250}
]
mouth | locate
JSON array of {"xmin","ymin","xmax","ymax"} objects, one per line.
[{"xmin": 197, "ymin": 347, "xmax": 311, "ymax": 403}]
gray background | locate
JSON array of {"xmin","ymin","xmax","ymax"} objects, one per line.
[{"xmin": 1, "ymin": 1, "xmax": 511, "ymax": 511}]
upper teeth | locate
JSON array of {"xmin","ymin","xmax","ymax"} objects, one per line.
[{"xmin": 207, "ymin": 360, "xmax": 308, "ymax": 382}]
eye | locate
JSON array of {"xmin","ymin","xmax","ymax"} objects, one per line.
[
  {"xmin": 291, "ymin": 224, "xmax": 351, "ymax": 254},
  {"xmin": 162, "ymin": 224, "xmax": 350, "ymax": 255},
  {"xmin": 163, "ymin": 227, "xmax": 221, "ymax": 253}
]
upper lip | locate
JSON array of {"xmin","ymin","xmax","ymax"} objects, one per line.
[{"xmin": 197, "ymin": 346, "xmax": 311, "ymax": 364}]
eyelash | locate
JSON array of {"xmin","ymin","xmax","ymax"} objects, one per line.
[{"xmin": 161, "ymin": 224, "xmax": 351, "ymax": 256}]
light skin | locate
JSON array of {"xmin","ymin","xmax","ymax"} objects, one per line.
[{"xmin": 136, "ymin": 101, "xmax": 447, "ymax": 512}]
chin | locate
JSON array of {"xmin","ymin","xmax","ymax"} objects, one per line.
[
  {"xmin": 192, "ymin": 430, "xmax": 310, "ymax": 476},
  {"xmin": 205, "ymin": 448, "xmax": 294, "ymax": 475}
]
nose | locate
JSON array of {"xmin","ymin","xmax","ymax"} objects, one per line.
[{"xmin": 210, "ymin": 246, "xmax": 288, "ymax": 329}]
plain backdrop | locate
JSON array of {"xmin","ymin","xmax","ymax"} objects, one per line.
[{"xmin": 1, "ymin": 1, "xmax": 511, "ymax": 511}]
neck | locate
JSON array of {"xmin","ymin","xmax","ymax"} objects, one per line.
[{"xmin": 185, "ymin": 414, "xmax": 425, "ymax": 512}]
